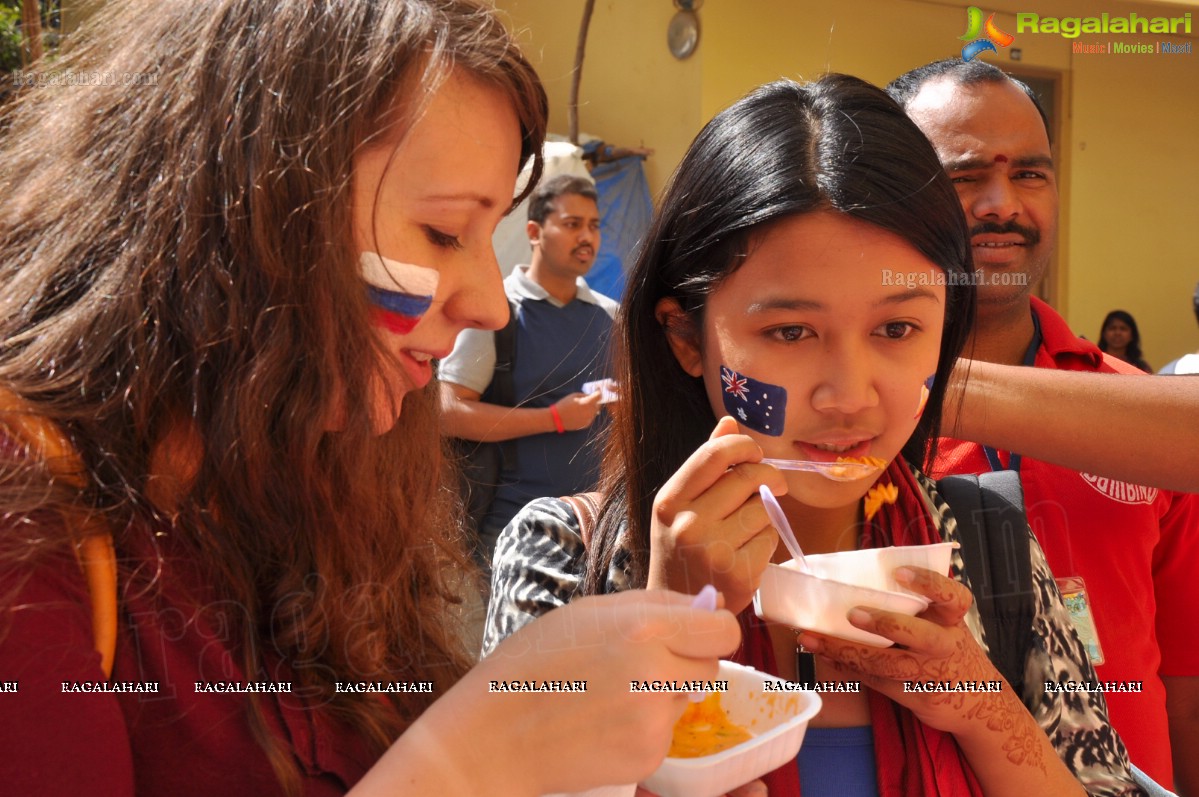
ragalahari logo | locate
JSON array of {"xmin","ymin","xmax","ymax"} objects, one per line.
[{"xmin": 959, "ymin": 6, "xmax": 1015, "ymax": 61}]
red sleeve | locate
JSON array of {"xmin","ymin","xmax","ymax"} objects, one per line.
[
  {"xmin": 0, "ymin": 551, "xmax": 135, "ymax": 795},
  {"xmin": 1153, "ymin": 491, "xmax": 1199, "ymax": 676}
]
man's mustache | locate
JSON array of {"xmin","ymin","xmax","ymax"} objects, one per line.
[{"xmin": 969, "ymin": 221, "xmax": 1040, "ymax": 246}]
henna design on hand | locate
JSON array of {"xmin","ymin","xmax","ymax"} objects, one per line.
[
  {"xmin": 816, "ymin": 609, "xmax": 1049, "ymax": 774},
  {"xmin": 964, "ymin": 687, "xmax": 1048, "ymax": 775}
]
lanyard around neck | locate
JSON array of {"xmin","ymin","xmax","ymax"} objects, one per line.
[{"xmin": 982, "ymin": 311, "xmax": 1043, "ymax": 474}]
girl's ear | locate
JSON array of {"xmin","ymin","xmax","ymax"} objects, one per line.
[{"xmin": 654, "ymin": 297, "xmax": 703, "ymax": 377}]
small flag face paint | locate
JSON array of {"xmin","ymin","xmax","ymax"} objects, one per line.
[
  {"xmin": 360, "ymin": 252, "xmax": 439, "ymax": 335},
  {"xmin": 721, "ymin": 365, "xmax": 786, "ymax": 437},
  {"xmin": 914, "ymin": 374, "xmax": 935, "ymax": 419}
]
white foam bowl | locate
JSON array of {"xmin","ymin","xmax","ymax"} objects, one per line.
[
  {"xmin": 753, "ymin": 542, "xmax": 958, "ymax": 647},
  {"xmin": 639, "ymin": 660, "xmax": 822, "ymax": 797}
]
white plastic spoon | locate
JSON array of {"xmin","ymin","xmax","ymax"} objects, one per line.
[
  {"xmin": 687, "ymin": 584, "xmax": 719, "ymax": 702},
  {"xmin": 761, "ymin": 457, "xmax": 882, "ymax": 482},
  {"xmin": 759, "ymin": 485, "xmax": 812, "ymax": 573}
]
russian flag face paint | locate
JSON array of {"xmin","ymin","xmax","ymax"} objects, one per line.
[
  {"xmin": 360, "ymin": 252, "xmax": 439, "ymax": 335},
  {"xmin": 914, "ymin": 374, "xmax": 935, "ymax": 419},
  {"xmin": 720, "ymin": 365, "xmax": 787, "ymax": 437}
]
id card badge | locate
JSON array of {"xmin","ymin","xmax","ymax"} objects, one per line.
[{"xmin": 1057, "ymin": 576, "xmax": 1105, "ymax": 665}]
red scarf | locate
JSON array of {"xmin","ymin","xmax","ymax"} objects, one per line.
[{"xmin": 732, "ymin": 459, "xmax": 984, "ymax": 796}]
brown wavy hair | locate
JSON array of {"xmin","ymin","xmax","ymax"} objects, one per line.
[{"xmin": 0, "ymin": 0, "xmax": 545, "ymax": 792}]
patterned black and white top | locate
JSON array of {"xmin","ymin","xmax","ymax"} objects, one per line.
[{"xmin": 484, "ymin": 470, "xmax": 1144, "ymax": 797}]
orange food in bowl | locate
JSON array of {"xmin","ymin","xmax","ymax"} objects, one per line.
[
  {"xmin": 827, "ymin": 455, "xmax": 888, "ymax": 479},
  {"xmin": 668, "ymin": 692, "xmax": 753, "ymax": 758},
  {"xmin": 835, "ymin": 455, "xmax": 888, "ymax": 469}
]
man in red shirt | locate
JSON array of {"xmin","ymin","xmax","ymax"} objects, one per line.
[{"xmin": 888, "ymin": 60, "xmax": 1199, "ymax": 793}]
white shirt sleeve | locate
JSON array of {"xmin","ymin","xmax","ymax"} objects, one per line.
[
  {"xmin": 595, "ymin": 292, "xmax": 620, "ymax": 320},
  {"xmin": 437, "ymin": 327, "xmax": 498, "ymax": 395}
]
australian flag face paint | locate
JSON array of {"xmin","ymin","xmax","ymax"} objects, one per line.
[
  {"xmin": 361, "ymin": 252, "xmax": 439, "ymax": 335},
  {"xmin": 721, "ymin": 365, "xmax": 787, "ymax": 437}
]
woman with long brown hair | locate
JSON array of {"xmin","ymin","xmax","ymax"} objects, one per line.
[{"xmin": 0, "ymin": 2, "xmax": 739, "ymax": 794}]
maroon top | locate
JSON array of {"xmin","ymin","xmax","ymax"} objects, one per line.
[{"xmin": 0, "ymin": 521, "xmax": 378, "ymax": 796}]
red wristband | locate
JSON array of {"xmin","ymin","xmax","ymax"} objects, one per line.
[{"xmin": 549, "ymin": 405, "xmax": 566, "ymax": 434}]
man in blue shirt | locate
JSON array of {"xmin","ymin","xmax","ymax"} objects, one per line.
[{"xmin": 440, "ymin": 175, "xmax": 617, "ymax": 568}]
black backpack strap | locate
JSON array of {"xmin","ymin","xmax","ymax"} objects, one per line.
[
  {"xmin": 477, "ymin": 299, "xmax": 519, "ymax": 471},
  {"xmin": 452, "ymin": 300, "xmax": 520, "ymax": 540},
  {"xmin": 938, "ymin": 470, "xmax": 1035, "ymax": 695},
  {"xmin": 481, "ymin": 299, "xmax": 519, "ymax": 409}
]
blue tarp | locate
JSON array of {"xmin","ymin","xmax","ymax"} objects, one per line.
[{"xmin": 583, "ymin": 149, "xmax": 653, "ymax": 302}]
